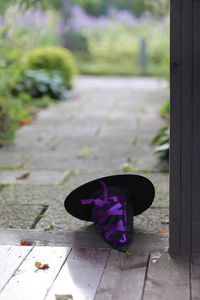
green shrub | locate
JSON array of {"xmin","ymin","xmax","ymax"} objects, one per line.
[
  {"xmin": 24, "ymin": 47, "xmax": 78, "ymax": 89},
  {"xmin": 15, "ymin": 69, "xmax": 69, "ymax": 100},
  {"xmin": 0, "ymin": 97, "xmax": 30, "ymax": 145}
]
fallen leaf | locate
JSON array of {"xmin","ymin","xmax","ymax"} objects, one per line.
[
  {"xmin": 20, "ymin": 241, "xmax": 31, "ymax": 246},
  {"xmin": 67, "ymin": 115, "xmax": 76, "ymax": 121},
  {"xmin": 71, "ymin": 169, "xmax": 80, "ymax": 176},
  {"xmin": 108, "ymin": 118, "xmax": 120, "ymax": 125},
  {"xmin": 48, "ymin": 143, "xmax": 56, "ymax": 150},
  {"xmin": 35, "ymin": 261, "xmax": 49, "ymax": 270},
  {"xmin": 160, "ymin": 219, "xmax": 169, "ymax": 225},
  {"xmin": 37, "ymin": 132, "xmax": 48, "ymax": 141},
  {"xmin": 156, "ymin": 230, "xmax": 168, "ymax": 234},
  {"xmin": 16, "ymin": 172, "xmax": 30, "ymax": 180},
  {"xmin": 20, "ymin": 118, "xmax": 32, "ymax": 126}
]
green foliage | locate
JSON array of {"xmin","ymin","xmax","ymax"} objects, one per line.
[
  {"xmin": 147, "ymin": 26, "xmax": 169, "ymax": 70},
  {"xmin": 151, "ymin": 125, "xmax": 169, "ymax": 161},
  {"xmin": 83, "ymin": 25, "xmax": 139, "ymax": 63},
  {"xmin": 77, "ymin": 18, "xmax": 169, "ymax": 77},
  {"xmin": 151, "ymin": 98, "xmax": 170, "ymax": 162},
  {"xmin": 0, "ymin": 0, "xmax": 61, "ymax": 14},
  {"xmin": 25, "ymin": 47, "xmax": 78, "ymax": 89},
  {"xmin": 16, "ymin": 69, "xmax": 69, "ymax": 100},
  {"xmin": 160, "ymin": 99, "xmax": 169, "ymax": 119},
  {"xmin": 144, "ymin": 0, "xmax": 169, "ymax": 17},
  {"xmin": 0, "ymin": 0, "xmax": 169, "ymax": 17},
  {"xmin": 75, "ymin": 0, "xmax": 147, "ymax": 17},
  {"xmin": 1, "ymin": 6, "xmax": 59, "ymax": 49},
  {"xmin": 0, "ymin": 97, "xmax": 30, "ymax": 145},
  {"xmin": 0, "ymin": 6, "xmax": 70, "ymax": 145}
]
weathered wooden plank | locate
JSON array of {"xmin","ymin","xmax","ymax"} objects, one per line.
[
  {"xmin": 0, "ymin": 246, "xmax": 71, "ymax": 300},
  {"xmin": 46, "ymin": 247, "xmax": 110, "ymax": 300},
  {"xmin": 95, "ymin": 250, "xmax": 149, "ymax": 300},
  {"xmin": 143, "ymin": 252, "xmax": 190, "ymax": 300},
  {"xmin": 191, "ymin": 255, "xmax": 200, "ymax": 300},
  {"xmin": 0, "ymin": 245, "xmax": 33, "ymax": 291},
  {"xmin": 0, "ymin": 229, "xmax": 169, "ymax": 252}
]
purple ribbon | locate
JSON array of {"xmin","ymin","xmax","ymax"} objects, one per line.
[{"xmin": 81, "ymin": 181, "xmax": 127, "ymax": 244}]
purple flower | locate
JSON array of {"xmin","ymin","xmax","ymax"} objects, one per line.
[
  {"xmin": 69, "ymin": 5, "xmax": 138, "ymax": 32},
  {"xmin": 0, "ymin": 8, "xmax": 48, "ymax": 31},
  {"xmin": 108, "ymin": 7, "xmax": 137, "ymax": 26}
]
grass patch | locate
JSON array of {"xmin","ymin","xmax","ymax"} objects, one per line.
[
  {"xmin": 0, "ymin": 184, "xmax": 7, "ymax": 192},
  {"xmin": 75, "ymin": 55, "xmax": 169, "ymax": 78},
  {"xmin": 0, "ymin": 164, "xmax": 26, "ymax": 170},
  {"xmin": 60, "ymin": 170, "xmax": 74, "ymax": 186}
]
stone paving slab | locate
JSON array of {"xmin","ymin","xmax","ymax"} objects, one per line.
[
  {"xmin": 0, "ymin": 184, "xmax": 68, "ymax": 206},
  {"xmin": 0, "ymin": 204, "xmax": 45, "ymax": 229},
  {"xmin": 0, "ymin": 153, "xmax": 31, "ymax": 168},
  {"xmin": 0, "ymin": 76, "xmax": 169, "ymax": 232},
  {"xmin": 74, "ymin": 75, "xmax": 168, "ymax": 91},
  {"xmin": 26, "ymin": 143, "xmax": 165, "ymax": 173},
  {"xmin": 35, "ymin": 206, "xmax": 93, "ymax": 232},
  {"xmin": 134, "ymin": 208, "xmax": 169, "ymax": 233},
  {"xmin": 0, "ymin": 170, "xmax": 69, "ymax": 185},
  {"xmin": 35, "ymin": 204, "xmax": 169, "ymax": 234}
]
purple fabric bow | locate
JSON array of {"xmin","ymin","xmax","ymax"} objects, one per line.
[{"xmin": 81, "ymin": 181, "xmax": 127, "ymax": 245}]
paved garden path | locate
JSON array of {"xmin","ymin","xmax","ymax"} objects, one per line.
[{"xmin": 0, "ymin": 76, "xmax": 169, "ymax": 234}]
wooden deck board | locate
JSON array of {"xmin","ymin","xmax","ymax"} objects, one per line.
[
  {"xmin": 0, "ymin": 246, "xmax": 71, "ymax": 300},
  {"xmin": 46, "ymin": 248, "xmax": 110, "ymax": 300},
  {"xmin": 95, "ymin": 250, "xmax": 149, "ymax": 300},
  {"xmin": 0, "ymin": 245, "xmax": 33, "ymax": 292},
  {"xmin": 191, "ymin": 255, "xmax": 200, "ymax": 300},
  {"xmin": 0, "ymin": 230, "xmax": 196, "ymax": 300},
  {"xmin": 143, "ymin": 252, "xmax": 190, "ymax": 300}
]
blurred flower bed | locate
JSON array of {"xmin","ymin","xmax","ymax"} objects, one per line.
[{"xmin": 67, "ymin": 5, "xmax": 169, "ymax": 77}]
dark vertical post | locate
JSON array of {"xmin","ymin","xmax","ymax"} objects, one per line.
[
  {"xmin": 169, "ymin": 0, "xmax": 182, "ymax": 255},
  {"xmin": 192, "ymin": 1, "xmax": 200, "ymax": 253},
  {"xmin": 170, "ymin": 0, "xmax": 200, "ymax": 255}
]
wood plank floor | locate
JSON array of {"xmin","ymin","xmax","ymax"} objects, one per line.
[{"xmin": 0, "ymin": 229, "xmax": 198, "ymax": 300}]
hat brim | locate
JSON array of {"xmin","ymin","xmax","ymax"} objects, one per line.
[{"xmin": 64, "ymin": 174, "xmax": 155, "ymax": 221}]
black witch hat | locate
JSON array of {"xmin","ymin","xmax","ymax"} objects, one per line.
[{"xmin": 64, "ymin": 174, "xmax": 155, "ymax": 251}]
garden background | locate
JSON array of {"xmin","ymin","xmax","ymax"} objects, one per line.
[{"xmin": 0, "ymin": 0, "xmax": 169, "ymax": 163}]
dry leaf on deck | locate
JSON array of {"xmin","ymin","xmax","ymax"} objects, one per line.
[
  {"xmin": 16, "ymin": 172, "xmax": 30, "ymax": 180},
  {"xmin": 20, "ymin": 241, "xmax": 32, "ymax": 246},
  {"xmin": 35, "ymin": 261, "xmax": 49, "ymax": 270}
]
